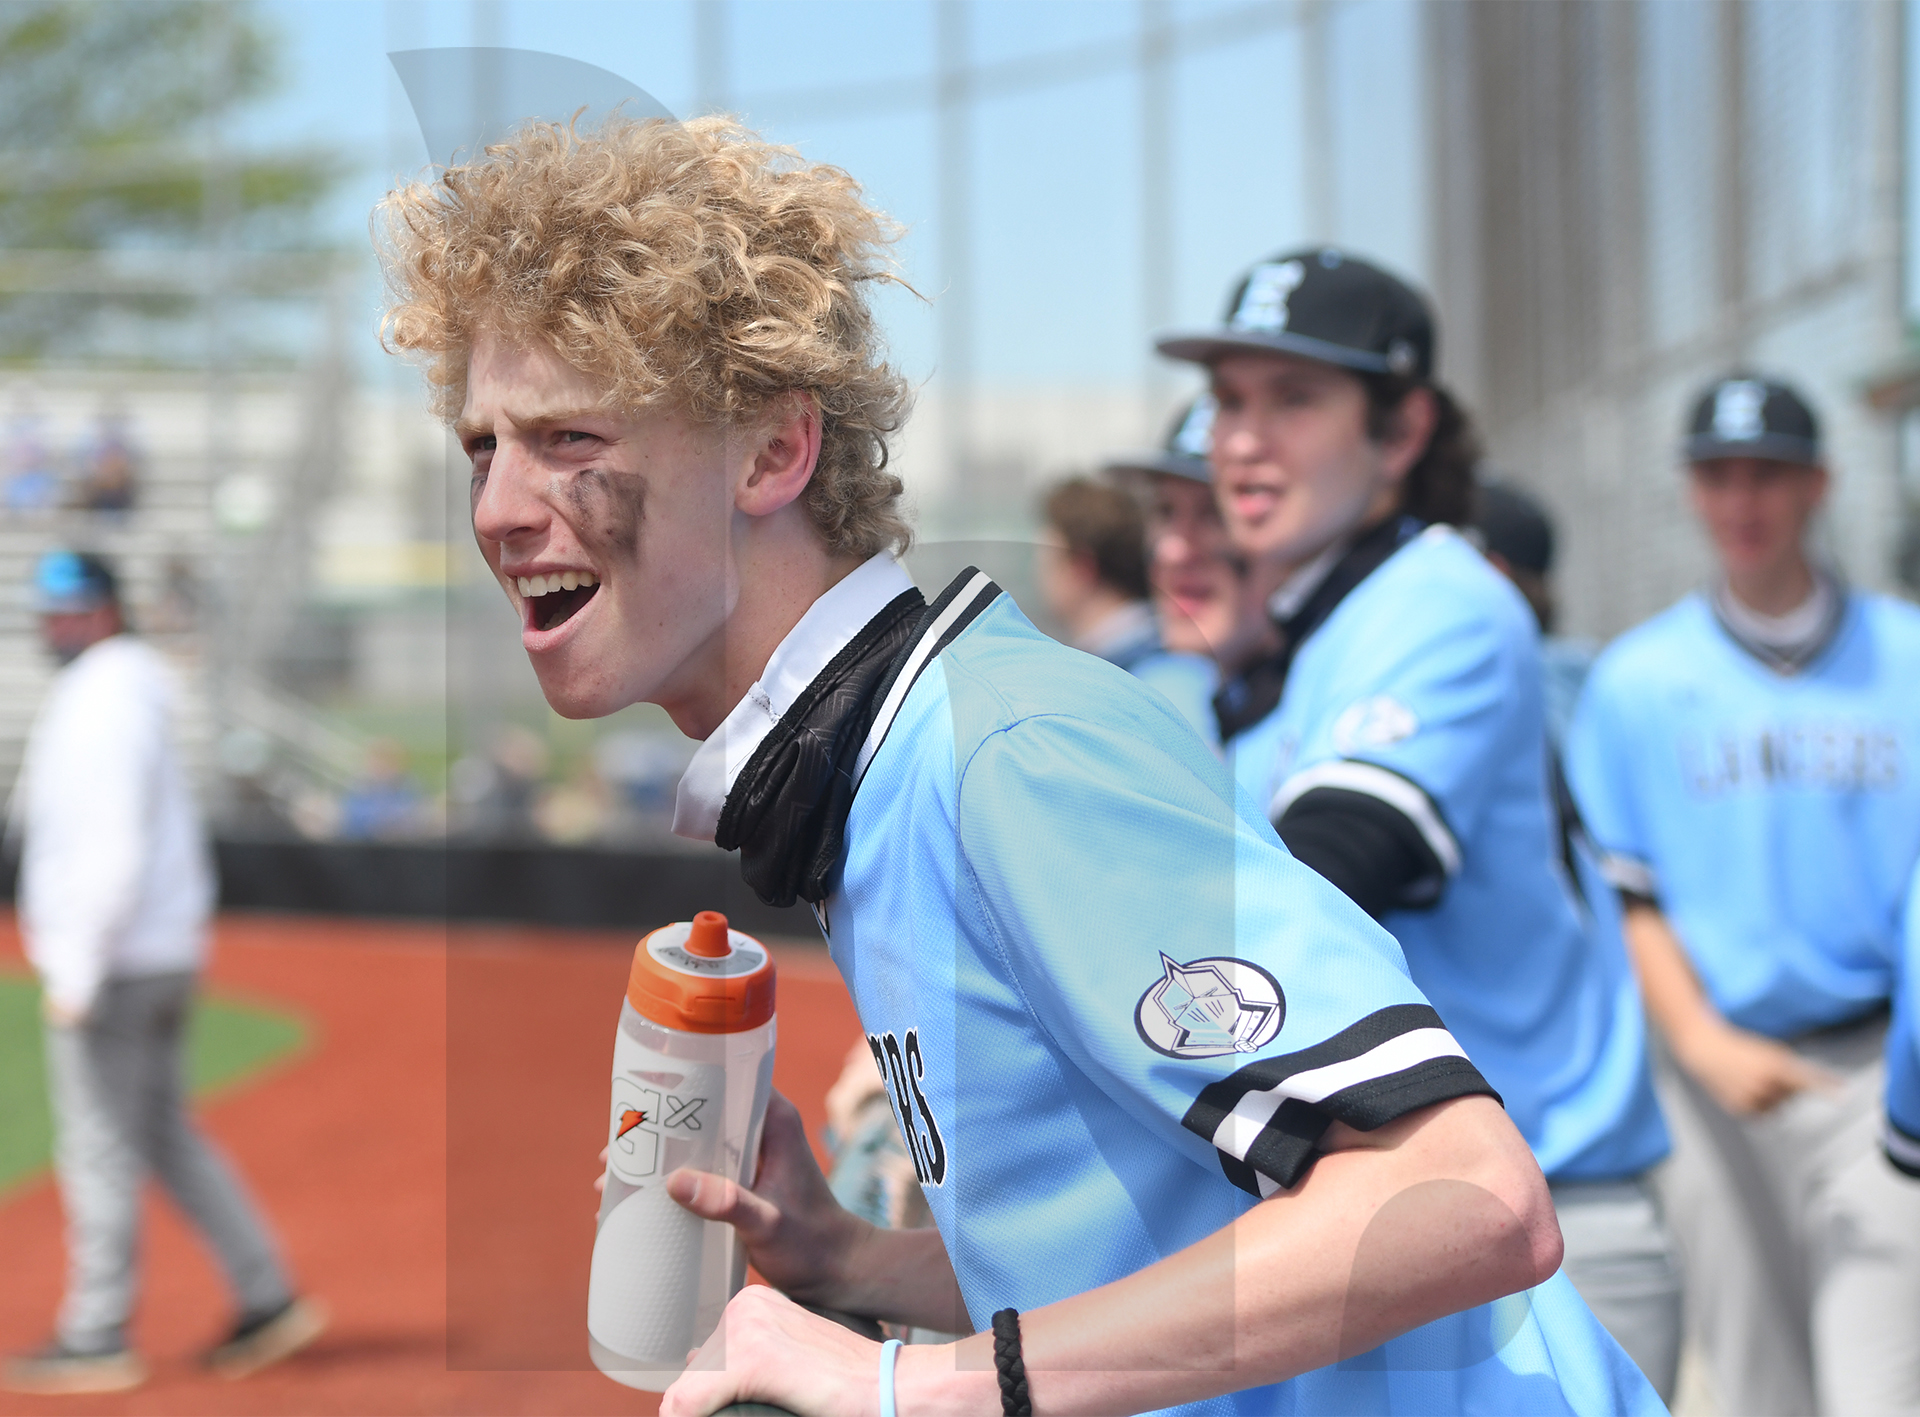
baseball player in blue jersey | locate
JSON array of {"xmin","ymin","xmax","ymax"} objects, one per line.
[
  {"xmin": 1890, "ymin": 862, "xmax": 1920, "ymax": 1180},
  {"xmin": 1472, "ymin": 481, "xmax": 1596, "ymax": 752},
  {"xmin": 1158, "ymin": 249, "xmax": 1682, "ymax": 1400},
  {"xmin": 1035, "ymin": 475, "xmax": 1217, "ymax": 739},
  {"xmin": 1104, "ymin": 397, "xmax": 1278, "ymax": 748},
  {"xmin": 379, "ymin": 116, "xmax": 1663, "ymax": 1416},
  {"xmin": 1568, "ymin": 374, "xmax": 1920, "ymax": 1417}
]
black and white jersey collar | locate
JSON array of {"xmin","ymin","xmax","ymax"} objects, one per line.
[
  {"xmin": 851, "ymin": 566, "xmax": 1001, "ymax": 787},
  {"xmin": 1708, "ymin": 571, "xmax": 1847, "ymax": 676},
  {"xmin": 673, "ymin": 552, "xmax": 917, "ymax": 843},
  {"xmin": 1265, "ymin": 536, "xmax": 1350, "ymax": 622},
  {"xmin": 676, "ymin": 563, "xmax": 1001, "ymax": 910},
  {"xmin": 1215, "ymin": 515, "xmax": 1421, "ymax": 743}
]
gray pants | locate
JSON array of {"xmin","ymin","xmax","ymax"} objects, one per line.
[
  {"xmin": 45, "ymin": 972, "xmax": 291, "ymax": 1351},
  {"xmin": 1549, "ymin": 1174, "xmax": 1683, "ymax": 1405},
  {"xmin": 1653, "ymin": 1012, "xmax": 1920, "ymax": 1417}
]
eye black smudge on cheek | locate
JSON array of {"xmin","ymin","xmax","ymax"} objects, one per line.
[{"xmin": 570, "ymin": 466, "xmax": 647, "ymax": 559}]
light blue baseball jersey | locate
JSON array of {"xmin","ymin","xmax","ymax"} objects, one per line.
[
  {"xmin": 824, "ymin": 572, "xmax": 1661, "ymax": 1416},
  {"xmin": 1567, "ymin": 590, "xmax": 1920, "ymax": 1039},
  {"xmin": 1229, "ymin": 528, "xmax": 1668, "ymax": 1184},
  {"xmin": 1132, "ymin": 647, "xmax": 1221, "ymax": 748},
  {"xmin": 1887, "ymin": 861, "xmax": 1920, "ymax": 1178},
  {"xmin": 1541, "ymin": 636, "xmax": 1598, "ymax": 753}
]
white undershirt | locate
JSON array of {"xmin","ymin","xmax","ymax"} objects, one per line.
[
  {"xmin": 1266, "ymin": 538, "xmax": 1350, "ymax": 622},
  {"xmin": 672, "ymin": 553, "xmax": 917, "ymax": 843},
  {"xmin": 1712, "ymin": 573, "xmax": 1834, "ymax": 656}
]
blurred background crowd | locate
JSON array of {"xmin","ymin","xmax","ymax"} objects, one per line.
[{"xmin": 0, "ymin": 0, "xmax": 1915, "ymax": 861}]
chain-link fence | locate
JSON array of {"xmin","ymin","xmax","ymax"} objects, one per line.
[{"xmin": 5, "ymin": 0, "xmax": 1913, "ymax": 860}]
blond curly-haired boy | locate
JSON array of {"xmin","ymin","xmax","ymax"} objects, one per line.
[{"xmin": 379, "ymin": 115, "xmax": 1657, "ymax": 1417}]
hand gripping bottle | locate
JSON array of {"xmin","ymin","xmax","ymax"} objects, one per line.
[{"xmin": 588, "ymin": 911, "xmax": 777, "ymax": 1390}]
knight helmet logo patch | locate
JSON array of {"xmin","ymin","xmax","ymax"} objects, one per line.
[
  {"xmin": 1135, "ymin": 953, "xmax": 1285, "ymax": 1059},
  {"xmin": 1332, "ymin": 695, "xmax": 1419, "ymax": 753}
]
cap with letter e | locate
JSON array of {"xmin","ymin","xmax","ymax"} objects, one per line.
[
  {"xmin": 1683, "ymin": 374, "xmax": 1822, "ymax": 466},
  {"xmin": 32, "ymin": 550, "xmax": 118, "ymax": 614},
  {"xmin": 1156, "ymin": 247, "xmax": 1435, "ymax": 381},
  {"xmin": 1103, "ymin": 396, "xmax": 1216, "ymax": 483}
]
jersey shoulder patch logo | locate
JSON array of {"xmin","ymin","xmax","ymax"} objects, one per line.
[
  {"xmin": 1135, "ymin": 952, "xmax": 1286, "ymax": 1058},
  {"xmin": 1332, "ymin": 695, "xmax": 1419, "ymax": 753}
]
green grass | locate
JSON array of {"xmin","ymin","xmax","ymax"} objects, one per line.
[
  {"xmin": 0, "ymin": 972, "xmax": 308, "ymax": 1198},
  {"xmin": 314, "ymin": 696, "xmax": 696, "ymax": 794}
]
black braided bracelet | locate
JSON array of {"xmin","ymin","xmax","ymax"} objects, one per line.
[{"xmin": 991, "ymin": 1308, "xmax": 1032, "ymax": 1417}]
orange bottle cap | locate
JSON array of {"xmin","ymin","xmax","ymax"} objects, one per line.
[
  {"xmin": 685, "ymin": 911, "xmax": 731, "ymax": 958},
  {"xmin": 626, "ymin": 912, "xmax": 776, "ymax": 1034}
]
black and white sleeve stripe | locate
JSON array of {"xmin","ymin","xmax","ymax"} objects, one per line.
[
  {"xmin": 1272, "ymin": 761, "xmax": 1460, "ymax": 886},
  {"xmin": 1596, "ymin": 852, "xmax": 1659, "ymax": 901},
  {"xmin": 1180, "ymin": 1004, "xmax": 1499, "ymax": 1197},
  {"xmin": 1886, "ymin": 1117, "xmax": 1920, "ymax": 1180}
]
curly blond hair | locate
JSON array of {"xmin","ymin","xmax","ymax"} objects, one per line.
[{"xmin": 376, "ymin": 113, "xmax": 914, "ymax": 558}]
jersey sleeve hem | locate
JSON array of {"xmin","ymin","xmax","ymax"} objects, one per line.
[
  {"xmin": 1180, "ymin": 1003, "xmax": 1501, "ymax": 1196},
  {"xmin": 1885, "ymin": 1117, "xmax": 1920, "ymax": 1180},
  {"xmin": 1275, "ymin": 785, "xmax": 1450, "ymax": 913},
  {"xmin": 1271, "ymin": 759, "xmax": 1462, "ymax": 878},
  {"xmin": 1597, "ymin": 852, "xmax": 1658, "ymax": 898}
]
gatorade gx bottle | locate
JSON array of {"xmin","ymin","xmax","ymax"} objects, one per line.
[{"xmin": 587, "ymin": 911, "xmax": 777, "ymax": 1390}]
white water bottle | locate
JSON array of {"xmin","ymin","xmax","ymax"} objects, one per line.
[{"xmin": 588, "ymin": 911, "xmax": 777, "ymax": 1391}]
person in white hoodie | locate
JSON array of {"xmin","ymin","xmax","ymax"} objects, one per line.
[{"xmin": 3, "ymin": 551, "xmax": 324, "ymax": 1397}]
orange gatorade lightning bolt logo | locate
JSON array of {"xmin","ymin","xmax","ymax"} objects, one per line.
[{"xmin": 608, "ymin": 1085, "xmax": 663, "ymax": 1179}]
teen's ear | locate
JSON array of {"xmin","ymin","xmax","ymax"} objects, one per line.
[
  {"xmin": 1378, "ymin": 386, "xmax": 1438, "ymax": 483},
  {"xmin": 735, "ymin": 392, "xmax": 824, "ymax": 518}
]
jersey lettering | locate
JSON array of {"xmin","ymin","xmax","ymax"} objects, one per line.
[
  {"xmin": 903, "ymin": 1030, "xmax": 947, "ymax": 1184},
  {"xmin": 868, "ymin": 1028, "xmax": 947, "ymax": 1186},
  {"xmin": 1678, "ymin": 723, "xmax": 1901, "ymax": 796}
]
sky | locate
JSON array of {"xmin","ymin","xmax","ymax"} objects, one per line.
[{"xmin": 240, "ymin": 0, "xmax": 1430, "ymax": 394}]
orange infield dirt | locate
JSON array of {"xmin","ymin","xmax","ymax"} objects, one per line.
[{"xmin": 0, "ymin": 910, "xmax": 861, "ymax": 1417}]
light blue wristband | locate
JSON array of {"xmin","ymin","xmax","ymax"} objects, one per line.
[{"xmin": 878, "ymin": 1337, "xmax": 903, "ymax": 1417}]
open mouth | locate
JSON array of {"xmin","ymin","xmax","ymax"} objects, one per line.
[
  {"xmin": 1225, "ymin": 481, "xmax": 1282, "ymax": 522},
  {"xmin": 1167, "ymin": 584, "xmax": 1220, "ymax": 618},
  {"xmin": 517, "ymin": 570, "xmax": 601, "ymax": 633}
]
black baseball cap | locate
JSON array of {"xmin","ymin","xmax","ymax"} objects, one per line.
[
  {"xmin": 1156, "ymin": 247, "xmax": 1435, "ymax": 380},
  {"xmin": 1103, "ymin": 396, "xmax": 1215, "ymax": 483},
  {"xmin": 1683, "ymin": 374, "xmax": 1822, "ymax": 466},
  {"xmin": 1474, "ymin": 482, "xmax": 1554, "ymax": 577}
]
